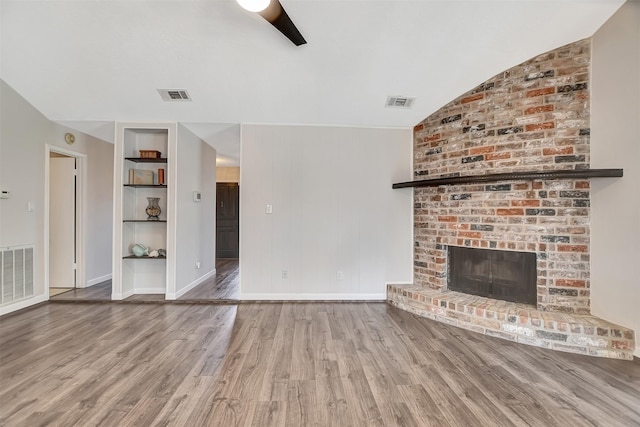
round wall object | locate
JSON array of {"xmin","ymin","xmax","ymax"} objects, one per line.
[{"xmin": 64, "ymin": 132, "xmax": 75, "ymax": 144}]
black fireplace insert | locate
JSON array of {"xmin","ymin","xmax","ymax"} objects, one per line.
[{"xmin": 448, "ymin": 246, "xmax": 537, "ymax": 305}]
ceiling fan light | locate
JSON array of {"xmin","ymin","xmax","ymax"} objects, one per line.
[{"xmin": 236, "ymin": 0, "xmax": 270, "ymax": 12}]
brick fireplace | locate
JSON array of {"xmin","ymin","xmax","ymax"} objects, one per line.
[{"xmin": 387, "ymin": 38, "xmax": 635, "ymax": 359}]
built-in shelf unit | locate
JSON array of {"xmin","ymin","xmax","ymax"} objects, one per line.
[{"xmin": 113, "ymin": 123, "xmax": 176, "ymax": 299}]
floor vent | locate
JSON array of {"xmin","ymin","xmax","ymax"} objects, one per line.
[
  {"xmin": 1, "ymin": 246, "xmax": 34, "ymax": 305},
  {"xmin": 385, "ymin": 96, "xmax": 416, "ymax": 109},
  {"xmin": 157, "ymin": 89, "xmax": 192, "ymax": 102}
]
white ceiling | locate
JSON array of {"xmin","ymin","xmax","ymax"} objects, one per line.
[{"xmin": 0, "ymin": 0, "xmax": 626, "ymax": 165}]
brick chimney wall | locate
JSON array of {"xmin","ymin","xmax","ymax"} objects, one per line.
[{"xmin": 413, "ymin": 39, "xmax": 592, "ymax": 314}]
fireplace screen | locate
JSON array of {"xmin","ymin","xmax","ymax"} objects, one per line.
[{"xmin": 448, "ymin": 246, "xmax": 537, "ymax": 305}]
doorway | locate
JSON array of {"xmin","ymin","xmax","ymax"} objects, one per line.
[
  {"xmin": 175, "ymin": 180, "xmax": 239, "ymax": 300},
  {"xmin": 46, "ymin": 146, "xmax": 85, "ymax": 297},
  {"xmin": 216, "ymin": 183, "xmax": 239, "ymax": 258}
]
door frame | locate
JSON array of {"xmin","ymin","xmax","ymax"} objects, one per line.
[{"xmin": 44, "ymin": 144, "xmax": 87, "ymax": 297}]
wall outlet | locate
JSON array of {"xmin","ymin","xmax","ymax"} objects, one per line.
[
  {"xmin": 195, "ymin": 260, "xmax": 201, "ymax": 269},
  {"xmin": 0, "ymin": 190, "xmax": 10, "ymax": 199},
  {"xmin": 337, "ymin": 271, "xmax": 343, "ymax": 280},
  {"xmin": 282, "ymin": 269, "xmax": 288, "ymax": 279},
  {"xmin": 266, "ymin": 204, "xmax": 273, "ymax": 214}
]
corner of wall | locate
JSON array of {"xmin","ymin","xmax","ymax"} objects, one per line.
[{"xmin": 590, "ymin": 0, "xmax": 640, "ymax": 348}]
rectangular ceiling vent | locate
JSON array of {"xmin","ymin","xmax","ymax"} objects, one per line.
[
  {"xmin": 157, "ymin": 89, "xmax": 192, "ymax": 102},
  {"xmin": 385, "ymin": 96, "xmax": 415, "ymax": 109}
]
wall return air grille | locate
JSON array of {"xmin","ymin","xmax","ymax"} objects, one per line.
[
  {"xmin": 1, "ymin": 246, "xmax": 34, "ymax": 306},
  {"xmin": 157, "ymin": 89, "xmax": 192, "ymax": 102}
]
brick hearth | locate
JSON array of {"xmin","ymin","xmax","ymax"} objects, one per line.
[{"xmin": 387, "ymin": 284, "xmax": 634, "ymax": 360}]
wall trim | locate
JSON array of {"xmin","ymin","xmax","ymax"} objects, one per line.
[
  {"xmin": 0, "ymin": 295, "xmax": 48, "ymax": 316},
  {"xmin": 111, "ymin": 288, "xmax": 134, "ymax": 300},
  {"xmin": 240, "ymin": 293, "xmax": 386, "ymax": 301},
  {"xmin": 240, "ymin": 122, "xmax": 410, "ymax": 131},
  {"xmin": 133, "ymin": 287, "xmax": 166, "ymax": 295},
  {"xmin": 44, "ymin": 144, "xmax": 87, "ymax": 291},
  {"xmin": 166, "ymin": 268, "xmax": 216, "ymax": 300},
  {"xmin": 86, "ymin": 274, "xmax": 112, "ymax": 288}
]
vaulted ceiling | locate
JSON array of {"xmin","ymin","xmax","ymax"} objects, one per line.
[{"xmin": 0, "ymin": 0, "xmax": 626, "ymax": 164}]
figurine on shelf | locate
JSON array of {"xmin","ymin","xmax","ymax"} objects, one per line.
[
  {"xmin": 158, "ymin": 249, "xmax": 166, "ymax": 257},
  {"xmin": 131, "ymin": 243, "xmax": 149, "ymax": 257},
  {"xmin": 149, "ymin": 250, "xmax": 159, "ymax": 258}
]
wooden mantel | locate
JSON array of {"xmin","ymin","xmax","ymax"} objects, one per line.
[{"xmin": 392, "ymin": 168, "xmax": 623, "ymax": 189}]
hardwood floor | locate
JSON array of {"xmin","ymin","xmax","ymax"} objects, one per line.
[
  {"xmin": 1, "ymin": 302, "xmax": 639, "ymax": 426},
  {"xmin": 49, "ymin": 282, "xmax": 111, "ymax": 301},
  {"xmin": 48, "ymin": 288, "xmax": 74, "ymax": 297},
  {"xmin": 180, "ymin": 258, "xmax": 239, "ymax": 300},
  {"xmin": 49, "ymin": 259, "xmax": 240, "ymax": 302}
]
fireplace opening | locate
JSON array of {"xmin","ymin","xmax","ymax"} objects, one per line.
[{"xmin": 448, "ymin": 246, "xmax": 537, "ymax": 305}]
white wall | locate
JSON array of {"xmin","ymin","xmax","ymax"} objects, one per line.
[
  {"xmin": 591, "ymin": 0, "xmax": 640, "ymax": 356},
  {"xmin": 0, "ymin": 80, "xmax": 51, "ymax": 312},
  {"xmin": 240, "ymin": 124, "xmax": 413, "ymax": 299},
  {"xmin": 172, "ymin": 124, "xmax": 216, "ymax": 298},
  {"xmin": 0, "ymin": 80, "xmax": 114, "ymax": 313}
]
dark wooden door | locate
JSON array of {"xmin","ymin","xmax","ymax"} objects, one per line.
[{"xmin": 216, "ymin": 183, "xmax": 239, "ymax": 258}]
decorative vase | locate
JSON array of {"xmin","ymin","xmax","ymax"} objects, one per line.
[{"xmin": 145, "ymin": 197, "xmax": 161, "ymax": 220}]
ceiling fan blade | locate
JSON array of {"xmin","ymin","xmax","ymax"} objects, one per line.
[{"xmin": 258, "ymin": 1, "xmax": 306, "ymax": 46}]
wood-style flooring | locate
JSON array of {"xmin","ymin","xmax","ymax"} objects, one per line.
[
  {"xmin": 1, "ymin": 302, "xmax": 639, "ymax": 426},
  {"xmin": 50, "ymin": 258, "xmax": 239, "ymax": 302},
  {"xmin": 48, "ymin": 288, "xmax": 73, "ymax": 297},
  {"xmin": 180, "ymin": 259, "xmax": 239, "ymax": 300},
  {"xmin": 49, "ymin": 282, "xmax": 112, "ymax": 301}
]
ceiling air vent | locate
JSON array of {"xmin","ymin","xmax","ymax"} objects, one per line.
[
  {"xmin": 157, "ymin": 89, "xmax": 192, "ymax": 102},
  {"xmin": 385, "ymin": 96, "xmax": 415, "ymax": 109}
]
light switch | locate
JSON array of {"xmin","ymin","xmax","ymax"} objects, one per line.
[{"xmin": 27, "ymin": 202, "xmax": 34, "ymax": 212}]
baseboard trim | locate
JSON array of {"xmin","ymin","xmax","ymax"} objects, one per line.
[
  {"xmin": 239, "ymin": 293, "xmax": 386, "ymax": 301},
  {"xmin": 0, "ymin": 295, "xmax": 49, "ymax": 316},
  {"xmin": 133, "ymin": 288, "xmax": 166, "ymax": 295},
  {"xmin": 112, "ymin": 289, "xmax": 135, "ymax": 300},
  {"xmin": 87, "ymin": 274, "xmax": 112, "ymax": 288},
  {"xmin": 166, "ymin": 269, "xmax": 216, "ymax": 300}
]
